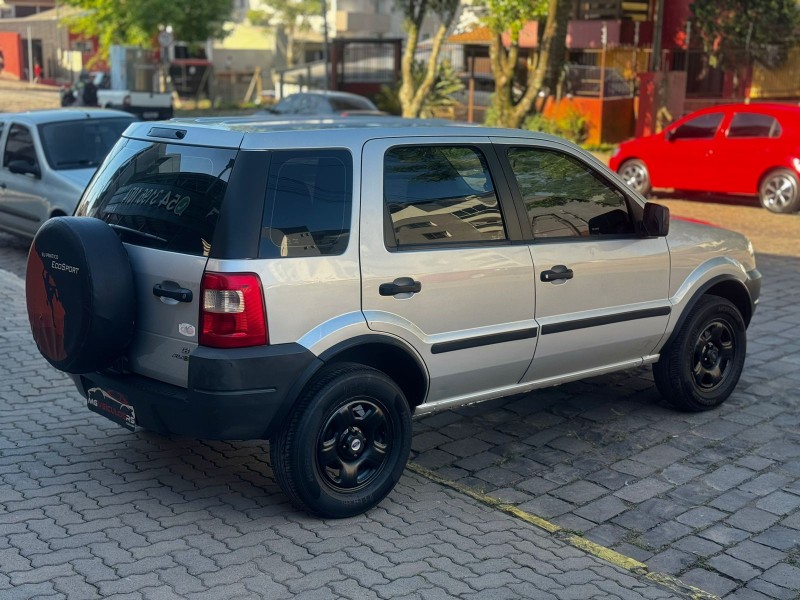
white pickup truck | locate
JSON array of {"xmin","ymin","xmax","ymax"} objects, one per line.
[{"xmin": 93, "ymin": 72, "xmax": 174, "ymax": 121}]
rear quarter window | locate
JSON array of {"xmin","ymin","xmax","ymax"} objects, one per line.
[
  {"xmin": 76, "ymin": 139, "xmax": 236, "ymax": 256},
  {"xmin": 259, "ymin": 149, "xmax": 353, "ymax": 258}
]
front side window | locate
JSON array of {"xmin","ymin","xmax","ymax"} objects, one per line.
[
  {"xmin": 260, "ymin": 149, "xmax": 352, "ymax": 258},
  {"xmin": 38, "ymin": 117, "xmax": 133, "ymax": 170},
  {"xmin": 3, "ymin": 123, "xmax": 37, "ymax": 169},
  {"xmin": 507, "ymin": 147, "xmax": 633, "ymax": 239},
  {"xmin": 77, "ymin": 139, "xmax": 236, "ymax": 256},
  {"xmin": 384, "ymin": 146, "xmax": 507, "ymax": 249},
  {"xmin": 727, "ymin": 113, "xmax": 782, "ymax": 138},
  {"xmin": 670, "ymin": 113, "xmax": 724, "ymax": 140}
]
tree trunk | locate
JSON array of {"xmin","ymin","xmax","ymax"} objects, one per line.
[
  {"xmin": 406, "ymin": 22, "xmax": 449, "ymax": 117},
  {"xmin": 530, "ymin": 0, "xmax": 571, "ymax": 97},
  {"xmin": 400, "ymin": 21, "xmax": 420, "ymax": 118},
  {"xmin": 489, "ymin": 33, "xmax": 519, "ymax": 127}
]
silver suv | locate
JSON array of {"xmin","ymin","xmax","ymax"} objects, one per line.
[{"xmin": 25, "ymin": 118, "xmax": 761, "ymax": 518}]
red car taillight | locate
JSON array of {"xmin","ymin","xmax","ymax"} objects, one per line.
[{"xmin": 199, "ymin": 272, "xmax": 268, "ymax": 348}]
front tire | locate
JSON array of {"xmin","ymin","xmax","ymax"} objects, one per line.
[
  {"xmin": 619, "ymin": 159, "xmax": 652, "ymax": 196},
  {"xmin": 653, "ymin": 295, "xmax": 746, "ymax": 411},
  {"xmin": 759, "ymin": 168, "xmax": 800, "ymax": 213},
  {"xmin": 270, "ymin": 363, "xmax": 412, "ymax": 518}
]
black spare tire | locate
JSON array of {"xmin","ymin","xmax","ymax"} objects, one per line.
[{"xmin": 26, "ymin": 217, "xmax": 136, "ymax": 374}]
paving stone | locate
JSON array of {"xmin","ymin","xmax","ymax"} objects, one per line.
[
  {"xmin": 681, "ymin": 568, "xmax": 738, "ymax": 597},
  {"xmin": 746, "ymin": 578, "xmax": 798, "ymax": 600},
  {"xmin": 645, "ymin": 549, "xmax": 695, "ymax": 575},
  {"xmin": 637, "ymin": 522, "xmax": 693, "ymax": 550},
  {"xmin": 698, "ymin": 524, "xmax": 751, "ymax": 546},
  {"xmin": 760, "ymin": 563, "xmax": 800, "ymax": 589},
  {"xmin": 725, "ymin": 507, "xmax": 781, "ymax": 533},
  {"xmin": 549, "ymin": 481, "xmax": 608, "ymax": 504},
  {"xmin": 516, "ymin": 495, "xmax": 575, "ymax": 519},
  {"xmin": 726, "ymin": 541, "xmax": 786, "ymax": 570},
  {"xmin": 707, "ymin": 554, "xmax": 762, "ymax": 582},
  {"xmin": 673, "ymin": 536, "xmax": 723, "ymax": 557},
  {"xmin": 704, "ymin": 466, "xmax": 755, "ymax": 492},
  {"xmin": 752, "ymin": 526, "xmax": 800, "ymax": 551},
  {"xmin": 614, "ymin": 479, "xmax": 673, "ymax": 504},
  {"xmin": 676, "ymin": 507, "xmax": 728, "ymax": 529},
  {"xmin": 573, "ymin": 496, "xmax": 628, "ymax": 523},
  {"xmin": 755, "ymin": 491, "xmax": 800, "ymax": 516}
]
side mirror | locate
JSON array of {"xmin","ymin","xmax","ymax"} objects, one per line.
[
  {"xmin": 642, "ymin": 202, "xmax": 670, "ymax": 237},
  {"xmin": 664, "ymin": 129, "xmax": 675, "ymax": 142},
  {"xmin": 8, "ymin": 159, "xmax": 40, "ymax": 179}
]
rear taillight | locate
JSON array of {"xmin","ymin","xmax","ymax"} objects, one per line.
[{"xmin": 199, "ymin": 272, "xmax": 268, "ymax": 348}]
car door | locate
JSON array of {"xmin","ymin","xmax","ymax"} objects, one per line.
[
  {"xmin": 0, "ymin": 122, "xmax": 48, "ymax": 235},
  {"xmin": 494, "ymin": 139, "xmax": 671, "ymax": 383},
  {"xmin": 360, "ymin": 137, "xmax": 539, "ymax": 406},
  {"xmin": 656, "ymin": 111, "xmax": 726, "ymax": 191},
  {"xmin": 713, "ymin": 111, "xmax": 784, "ymax": 195}
]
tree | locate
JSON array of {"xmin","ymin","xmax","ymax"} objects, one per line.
[
  {"xmin": 483, "ymin": 0, "xmax": 572, "ymax": 129},
  {"xmin": 248, "ymin": 0, "xmax": 322, "ymax": 68},
  {"xmin": 691, "ymin": 0, "xmax": 800, "ymax": 72},
  {"xmin": 62, "ymin": 0, "xmax": 232, "ymax": 58},
  {"xmin": 396, "ymin": 0, "xmax": 460, "ymax": 118},
  {"xmin": 375, "ymin": 59, "xmax": 464, "ymax": 117}
]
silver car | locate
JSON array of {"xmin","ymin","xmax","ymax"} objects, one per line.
[
  {"xmin": 25, "ymin": 117, "xmax": 761, "ymax": 519},
  {"xmin": 0, "ymin": 108, "xmax": 134, "ymax": 237}
]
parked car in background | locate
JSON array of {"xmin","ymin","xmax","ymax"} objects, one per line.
[
  {"xmin": 610, "ymin": 103, "xmax": 800, "ymax": 213},
  {"xmin": 0, "ymin": 109, "xmax": 134, "ymax": 237},
  {"xmin": 266, "ymin": 91, "xmax": 385, "ymax": 117}
]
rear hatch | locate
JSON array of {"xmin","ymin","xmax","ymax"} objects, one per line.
[{"xmin": 76, "ymin": 127, "xmax": 243, "ymax": 387}]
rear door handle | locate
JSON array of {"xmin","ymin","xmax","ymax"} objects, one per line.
[
  {"xmin": 541, "ymin": 265, "xmax": 574, "ymax": 283},
  {"xmin": 379, "ymin": 277, "xmax": 422, "ymax": 297},
  {"xmin": 153, "ymin": 282, "xmax": 193, "ymax": 303}
]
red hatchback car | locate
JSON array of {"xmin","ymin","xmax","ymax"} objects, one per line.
[{"xmin": 610, "ymin": 103, "xmax": 800, "ymax": 213}]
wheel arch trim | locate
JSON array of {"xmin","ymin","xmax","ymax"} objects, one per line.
[{"xmin": 659, "ymin": 263, "xmax": 754, "ymax": 352}]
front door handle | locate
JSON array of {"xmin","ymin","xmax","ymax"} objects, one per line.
[
  {"xmin": 379, "ymin": 277, "xmax": 422, "ymax": 297},
  {"xmin": 541, "ymin": 265, "xmax": 574, "ymax": 283},
  {"xmin": 153, "ymin": 282, "xmax": 193, "ymax": 303}
]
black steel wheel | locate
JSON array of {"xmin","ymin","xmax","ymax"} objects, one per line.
[
  {"xmin": 270, "ymin": 363, "xmax": 412, "ymax": 518},
  {"xmin": 654, "ymin": 295, "xmax": 746, "ymax": 411}
]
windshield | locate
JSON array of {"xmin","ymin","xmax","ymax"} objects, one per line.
[
  {"xmin": 329, "ymin": 97, "xmax": 376, "ymax": 111},
  {"xmin": 38, "ymin": 117, "xmax": 134, "ymax": 170}
]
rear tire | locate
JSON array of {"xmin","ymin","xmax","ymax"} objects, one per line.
[
  {"xmin": 270, "ymin": 363, "xmax": 412, "ymax": 518},
  {"xmin": 619, "ymin": 159, "xmax": 652, "ymax": 196},
  {"xmin": 653, "ymin": 295, "xmax": 746, "ymax": 411},
  {"xmin": 759, "ymin": 168, "xmax": 800, "ymax": 213}
]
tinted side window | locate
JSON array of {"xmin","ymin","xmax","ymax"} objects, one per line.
[
  {"xmin": 77, "ymin": 139, "xmax": 236, "ymax": 256},
  {"xmin": 727, "ymin": 113, "xmax": 782, "ymax": 138},
  {"xmin": 507, "ymin": 147, "xmax": 633, "ymax": 239},
  {"xmin": 38, "ymin": 117, "xmax": 133, "ymax": 170},
  {"xmin": 384, "ymin": 146, "xmax": 506, "ymax": 248},
  {"xmin": 671, "ymin": 113, "xmax": 723, "ymax": 140},
  {"xmin": 260, "ymin": 149, "xmax": 352, "ymax": 258},
  {"xmin": 3, "ymin": 124, "xmax": 37, "ymax": 168}
]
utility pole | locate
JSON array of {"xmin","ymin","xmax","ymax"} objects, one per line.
[
  {"xmin": 650, "ymin": 0, "xmax": 665, "ymax": 72},
  {"xmin": 322, "ymin": 0, "xmax": 330, "ymax": 90}
]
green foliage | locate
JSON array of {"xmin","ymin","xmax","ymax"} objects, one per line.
[
  {"xmin": 247, "ymin": 0, "xmax": 322, "ymax": 31},
  {"xmin": 376, "ymin": 60, "xmax": 464, "ymax": 118},
  {"xmin": 482, "ymin": 0, "xmax": 547, "ymax": 41},
  {"xmin": 62, "ymin": 0, "xmax": 233, "ymax": 57},
  {"xmin": 522, "ymin": 107, "xmax": 588, "ymax": 144},
  {"xmin": 691, "ymin": 0, "xmax": 800, "ymax": 69}
]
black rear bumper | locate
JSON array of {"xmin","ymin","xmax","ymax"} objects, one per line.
[{"xmin": 73, "ymin": 343, "xmax": 321, "ymax": 440}]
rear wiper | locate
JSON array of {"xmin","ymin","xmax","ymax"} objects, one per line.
[{"xmin": 108, "ymin": 223, "xmax": 167, "ymax": 243}]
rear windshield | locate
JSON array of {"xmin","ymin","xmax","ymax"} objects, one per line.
[
  {"xmin": 76, "ymin": 139, "xmax": 236, "ymax": 256},
  {"xmin": 38, "ymin": 118, "xmax": 133, "ymax": 170}
]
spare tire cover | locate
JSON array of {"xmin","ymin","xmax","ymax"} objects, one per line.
[{"xmin": 26, "ymin": 217, "xmax": 136, "ymax": 374}]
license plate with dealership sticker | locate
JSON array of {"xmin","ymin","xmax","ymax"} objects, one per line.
[{"xmin": 86, "ymin": 387, "xmax": 136, "ymax": 431}]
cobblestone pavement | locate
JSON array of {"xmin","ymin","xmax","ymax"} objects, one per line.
[
  {"xmin": 0, "ymin": 79, "xmax": 62, "ymax": 113},
  {"xmin": 0, "ymin": 233, "xmax": 687, "ymax": 599},
  {"xmin": 410, "ymin": 209, "xmax": 800, "ymax": 600},
  {"xmin": 2, "ymin": 194, "xmax": 798, "ymax": 600}
]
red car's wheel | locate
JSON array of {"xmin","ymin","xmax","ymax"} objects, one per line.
[
  {"xmin": 759, "ymin": 169, "xmax": 800, "ymax": 214},
  {"xmin": 619, "ymin": 159, "xmax": 652, "ymax": 196}
]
